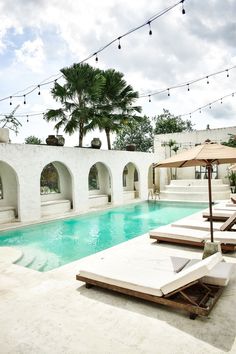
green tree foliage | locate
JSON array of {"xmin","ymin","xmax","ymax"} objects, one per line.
[
  {"xmin": 44, "ymin": 63, "xmax": 105, "ymax": 147},
  {"xmin": 154, "ymin": 109, "xmax": 193, "ymax": 135},
  {"xmin": 113, "ymin": 115, "xmax": 153, "ymax": 152},
  {"xmin": 222, "ymin": 134, "xmax": 236, "ymax": 147},
  {"xmin": 25, "ymin": 136, "xmax": 42, "ymax": 144},
  {"xmin": 85, "ymin": 69, "xmax": 141, "ymax": 149}
]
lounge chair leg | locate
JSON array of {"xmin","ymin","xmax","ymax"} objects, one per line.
[
  {"xmin": 189, "ymin": 313, "xmax": 197, "ymax": 320},
  {"xmin": 85, "ymin": 283, "xmax": 93, "ymax": 289}
]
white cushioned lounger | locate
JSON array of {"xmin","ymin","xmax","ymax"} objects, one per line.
[
  {"xmin": 77, "ymin": 253, "xmax": 227, "ymax": 318},
  {"xmin": 149, "ymin": 225, "xmax": 208, "ymax": 242},
  {"xmin": 203, "ymin": 210, "xmax": 235, "ymax": 219},
  {"xmin": 78, "ymin": 252, "xmax": 222, "ymax": 297},
  {"xmin": 172, "ymin": 219, "xmax": 236, "ymax": 231},
  {"xmin": 149, "ymin": 225, "xmax": 236, "ymax": 251}
]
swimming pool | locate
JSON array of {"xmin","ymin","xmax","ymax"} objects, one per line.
[{"xmin": 0, "ymin": 201, "xmax": 206, "ymax": 272}]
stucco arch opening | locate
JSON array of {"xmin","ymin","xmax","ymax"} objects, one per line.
[
  {"xmin": 88, "ymin": 162, "xmax": 112, "ymax": 208},
  {"xmin": 40, "ymin": 161, "xmax": 73, "ymax": 216},
  {"xmin": 122, "ymin": 162, "xmax": 140, "ymax": 200},
  {"xmin": 0, "ymin": 161, "xmax": 19, "ymax": 222}
]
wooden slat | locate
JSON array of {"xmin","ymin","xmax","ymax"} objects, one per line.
[{"xmin": 76, "ymin": 275, "xmax": 224, "ymax": 318}]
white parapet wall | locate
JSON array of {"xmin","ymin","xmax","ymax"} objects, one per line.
[{"xmin": 0, "ymin": 143, "xmax": 156, "ymax": 223}]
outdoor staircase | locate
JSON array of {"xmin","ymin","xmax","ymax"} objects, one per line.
[{"xmin": 160, "ymin": 179, "xmax": 230, "ymax": 202}]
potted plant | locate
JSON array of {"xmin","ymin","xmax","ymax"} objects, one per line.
[{"xmin": 228, "ymin": 171, "xmax": 236, "ymax": 193}]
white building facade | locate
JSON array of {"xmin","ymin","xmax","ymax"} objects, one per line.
[{"xmin": 154, "ymin": 126, "xmax": 236, "ymax": 191}]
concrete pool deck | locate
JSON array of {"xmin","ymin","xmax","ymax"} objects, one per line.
[{"xmin": 0, "ymin": 230, "xmax": 236, "ymax": 354}]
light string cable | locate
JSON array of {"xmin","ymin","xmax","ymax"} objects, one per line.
[
  {"xmin": 178, "ymin": 90, "xmax": 236, "ymax": 118},
  {"xmin": 0, "ymin": 0, "xmax": 185, "ymax": 105},
  {"xmin": 140, "ymin": 64, "xmax": 236, "ymax": 101}
]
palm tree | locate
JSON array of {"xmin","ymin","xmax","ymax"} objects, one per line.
[
  {"xmin": 85, "ymin": 69, "xmax": 142, "ymax": 150},
  {"xmin": 44, "ymin": 63, "xmax": 105, "ymax": 147}
]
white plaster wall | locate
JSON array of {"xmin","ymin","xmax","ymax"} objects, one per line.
[
  {"xmin": 154, "ymin": 126, "xmax": 236, "ymax": 190},
  {"xmin": 0, "ymin": 144, "xmax": 155, "ymax": 222},
  {"xmin": 0, "ymin": 162, "xmax": 18, "ymax": 211}
]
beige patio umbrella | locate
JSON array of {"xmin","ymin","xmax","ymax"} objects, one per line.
[{"xmin": 154, "ymin": 141, "xmax": 236, "ymax": 243}]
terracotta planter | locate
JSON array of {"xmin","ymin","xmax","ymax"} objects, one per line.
[
  {"xmin": 56, "ymin": 135, "xmax": 65, "ymax": 146},
  {"xmin": 91, "ymin": 138, "xmax": 102, "ymax": 149},
  {"xmin": 46, "ymin": 135, "xmax": 58, "ymax": 146}
]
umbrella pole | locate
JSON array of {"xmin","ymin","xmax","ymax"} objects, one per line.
[{"xmin": 207, "ymin": 164, "xmax": 214, "ymax": 242}]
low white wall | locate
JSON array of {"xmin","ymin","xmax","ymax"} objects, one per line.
[{"xmin": 0, "ymin": 143, "xmax": 156, "ymax": 222}]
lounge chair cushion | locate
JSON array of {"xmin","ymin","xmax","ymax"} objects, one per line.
[
  {"xmin": 170, "ymin": 256, "xmax": 190, "ymax": 273},
  {"xmin": 160, "ymin": 252, "xmax": 222, "ymax": 295},
  {"xmin": 149, "ymin": 225, "xmax": 208, "ymax": 242},
  {"xmin": 183, "ymin": 259, "xmax": 233, "ymax": 287}
]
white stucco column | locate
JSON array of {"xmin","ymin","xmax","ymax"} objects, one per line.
[{"xmin": 17, "ymin": 173, "xmax": 41, "ymax": 222}]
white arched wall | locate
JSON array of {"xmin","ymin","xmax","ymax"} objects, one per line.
[
  {"xmin": 0, "ymin": 144, "xmax": 156, "ymax": 223},
  {"xmin": 122, "ymin": 162, "xmax": 140, "ymax": 199},
  {"xmin": 40, "ymin": 161, "xmax": 73, "ymax": 205},
  {"xmin": 88, "ymin": 162, "xmax": 112, "ymax": 196},
  {"xmin": 0, "ymin": 161, "xmax": 18, "ymax": 215}
]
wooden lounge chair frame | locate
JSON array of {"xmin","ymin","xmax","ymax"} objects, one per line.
[
  {"xmin": 149, "ymin": 234, "xmax": 236, "ymax": 252},
  {"xmin": 76, "ymin": 274, "xmax": 223, "ymax": 319}
]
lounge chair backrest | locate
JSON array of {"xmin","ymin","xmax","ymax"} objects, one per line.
[
  {"xmin": 161, "ymin": 252, "xmax": 222, "ymax": 295},
  {"xmin": 220, "ymin": 211, "xmax": 236, "ymax": 231},
  {"xmin": 231, "ymin": 197, "xmax": 236, "ymax": 204}
]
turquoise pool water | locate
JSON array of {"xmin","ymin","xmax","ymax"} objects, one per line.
[{"xmin": 0, "ymin": 201, "xmax": 206, "ymax": 272}]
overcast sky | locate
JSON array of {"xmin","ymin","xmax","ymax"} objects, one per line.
[{"xmin": 0, "ymin": 0, "xmax": 236, "ymax": 147}]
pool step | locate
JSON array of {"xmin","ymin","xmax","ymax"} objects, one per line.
[
  {"xmin": 15, "ymin": 251, "xmax": 36, "ymax": 268},
  {"xmin": 28, "ymin": 254, "xmax": 48, "ymax": 271}
]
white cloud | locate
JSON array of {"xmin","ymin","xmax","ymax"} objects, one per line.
[{"xmin": 14, "ymin": 38, "xmax": 45, "ymax": 72}]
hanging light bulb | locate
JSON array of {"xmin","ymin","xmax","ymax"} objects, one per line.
[
  {"xmin": 226, "ymin": 69, "xmax": 229, "ymax": 78},
  {"xmin": 206, "ymin": 76, "xmax": 209, "ymax": 84},
  {"xmin": 199, "ymin": 108, "xmax": 201, "ymax": 114},
  {"xmin": 220, "ymin": 98, "xmax": 223, "ymax": 104},
  {"xmin": 9, "ymin": 96, "xmax": 12, "ymax": 105},
  {"xmin": 23, "ymin": 95, "xmax": 26, "ymax": 104},
  {"xmin": 182, "ymin": 0, "xmax": 186, "ymax": 14},
  {"xmin": 187, "ymin": 84, "xmax": 190, "ymax": 91},
  {"xmin": 118, "ymin": 37, "xmax": 121, "ymax": 49},
  {"xmin": 232, "ymin": 93, "xmax": 235, "ymax": 97},
  {"xmin": 38, "ymin": 85, "xmax": 41, "ymax": 95},
  {"xmin": 148, "ymin": 21, "xmax": 152, "ymax": 35},
  {"xmin": 148, "ymin": 95, "xmax": 151, "ymax": 102},
  {"xmin": 209, "ymin": 103, "xmax": 212, "ymax": 109},
  {"xmin": 95, "ymin": 53, "xmax": 98, "ymax": 62},
  {"xmin": 167, "ymin": 88, "xmax": 170, "ymax": 97},
  {"xmin": 26, "ymin": 115, "xmax": 29, "ymax": 123}
]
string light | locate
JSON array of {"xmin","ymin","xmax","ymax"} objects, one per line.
[
  {"xmin": 9, "ymin": 96, "xmax": 12, "ymax": 105},
  {"xmin": 26, "ymin": 115, "xmax": 29, "ymax": 123},
  {"xmin": 0, "ymin": 0, "xmax": 185, "ymax": 104},
  {"xmin": 179, "ymin": 90, "xmax": 236, "ymax": 118},
  {"xmin": 95, "ymin": 53, "xmax": 98, "ymax": 62},
  {"xmin": 187, "ymin": 83, "xmax": 190, "ymax": 91},
  {"xmin": 38, "ymin": 85, "xmax": 41, "ymax": 95},
  {"xmin": 148, "ymin": 21, "xmax": 152, "ymax": 35},
  {"xmin": 23, "ymin": 95, "xmax": 26, "ymax": 104},
  {"xmin": 117, "ymin": 37, "xmax": 122, "ymax": 49},
  {"xmin": 226, "ymin": 69, "xmax": 229, "ymax": 77},
  {"xmin": 167, "ymin": 88, "xmax": 170, "ymax": 97},
  {"xmin": 140, "ymin": 64, "xmax": 236, "ymax": 100},
  {"xmin": 148, "ymin": 95, "xmax": 151, "ymax": 102},
  {"xmin": 181, "ymin": 0, "xmax": 186, "ymax": 14}
]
